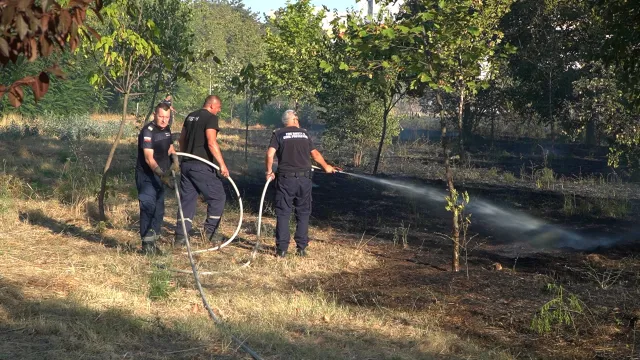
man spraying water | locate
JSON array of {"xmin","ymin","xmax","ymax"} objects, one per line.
[{"xmin": 265, "ymin": 110, "xmax": 336, "ymax": 257}]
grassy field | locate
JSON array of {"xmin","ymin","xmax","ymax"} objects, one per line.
[{"xmin": 1, "ymin": 115, "xmax": 639, "ymax": 359}]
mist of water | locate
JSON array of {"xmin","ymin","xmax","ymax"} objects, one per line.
[{"xmin": 342, "ymin": 171, "xmax": 623, "ymax": 251}]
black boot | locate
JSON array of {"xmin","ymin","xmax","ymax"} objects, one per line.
[
  {"xmin": 275, "ymin": 249, "xmax": 287, "ymax": 258},
  {"xmin": 141, "ymin": 240, "xmax": 162, "ymax": 255},
  {"xmin": 173, "ymin": 234, "xmax": 186, "ymax": 247},
  {"xmin": 204, "ymin": 229, "xmax": 224, "ymax": 244},
  {"xmin": 295, "ymin": 248, "xmax": 307, "ymax": 257}
]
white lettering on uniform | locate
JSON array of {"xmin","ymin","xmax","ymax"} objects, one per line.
[
  {"xmin": 282, "ymin": 132, "xmax": 308, "ymax": 140},
  {"xmin": 187, "ymin": 116, "xmax": 199, "ymax": 122}
]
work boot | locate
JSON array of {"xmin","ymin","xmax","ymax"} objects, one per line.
[
  {"xmin": 173, "ymin": 234, "xmax": 187, "ymax": 247},
  {"xmin": 295, "ymin": 248, "xmax": 307, "ymax": 257},
  {"xmin": 174, "ymin": 229, "xmax": 196, "ymax": 247},
  {"xmin": 204, "ymin": 230, "xmax": 224, "ymax": 244},
  {"xmin": 141, "ymin": 240, "xmax": 162, "ymax": 256},
  {"xmin": 275, "ymin": 249, "xmax": 287, "ymax": 258}
]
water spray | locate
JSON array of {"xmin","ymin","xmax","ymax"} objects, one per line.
[{"xmin": 330, "ymin": 171, "xmax": 624, "ymax": 251}]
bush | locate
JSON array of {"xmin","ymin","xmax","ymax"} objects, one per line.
[
  {"xmin": 0, "ymin": 113, "xmax": 138, "ymax": 141},
  {"xmin": 258, "ymin": 102, "xmax": 288, "ymax": 128}
]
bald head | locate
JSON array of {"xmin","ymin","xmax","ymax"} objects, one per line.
[
  {"xmin": 203, "ymin": 95, "xmax": 221, "ymax": 107},
  {"xmin": 203, "ymin": 95, "xmax": 222, "ymax": 115}
]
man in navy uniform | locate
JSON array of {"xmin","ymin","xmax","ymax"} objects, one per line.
[
  {"xmin": 265, "ymin": 110, "xmax": 335, "ymax": 257},
  {"xmin": 174, "ymin": 95, "xmax": 229, "ymax": 245},
  {"xmin": 136, "ymin": 102, "xmax": 180, "ymax": 254}
]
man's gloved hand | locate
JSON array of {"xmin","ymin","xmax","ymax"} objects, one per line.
[
  {"xmin": 153, "ymin": 166, "xmax": 175, "ymax": 189},
  {"xmin": 161, "ymin": 173, "xmax": 175, "ymax": 189},
  {"xmin": 170, "ymin": 153, "xmax": 180, "ymax": 176}
]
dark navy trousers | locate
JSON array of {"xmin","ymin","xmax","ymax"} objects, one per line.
[
  {"xmin": 275, "ymin": 174, "xmax": 312, "ymax": 252},
  {"xmin": 175, "ymin": 161, "xmax": 226, "ymax": 236},
  {"xmin": 136, "ymin": 170, "xmax": 165, "ymax": 240}
]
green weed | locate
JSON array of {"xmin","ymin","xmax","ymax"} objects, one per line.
[
  {"xmin": 148, "ymin": 266, "xmax": 175, "ymax": 301},
  {"xmin": 503, "ymin": 171, "xmax": 517, "ymax": 183},
  {"xmin": 535, "ymin": 167, "xmax": 555, "ymax": 189},
  {"xmin": 487, "ymin": 167, "xmax": 499, "ymax": 178},
  {"xmin": 563, "ymin": 192, "xmax": 630, "ymax": 219},
  {"xmin": 531, "ymin": 283, "xmax": 584, "ymax": 335},
  {"xmin": 393, "ymin": 221, "xmax": 410, "ymax": 249}
]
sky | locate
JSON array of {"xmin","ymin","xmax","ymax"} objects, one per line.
[{"xmin": 242, "ymin": 0, "xmax": 370, "ymax": 19}]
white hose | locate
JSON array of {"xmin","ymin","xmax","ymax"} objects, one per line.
[
  {"xmin": 172, "ymin": 173, "xmax": 263, "ymax": 360},
  {"xmin": 255, "ymin": 177, "xmax": 272, "ymax": 251},
  {"xmin": 175, "ymin": 152, "xmax": 243, "ymax": 254}
]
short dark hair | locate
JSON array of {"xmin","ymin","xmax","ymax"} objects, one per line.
[
  {"xmin": 155, "ymin": 102, "xmax": 171, "ymax": 112},
  {"xmin": 203, "ymin": 95, "xmax": 221, "ymax": 107}
]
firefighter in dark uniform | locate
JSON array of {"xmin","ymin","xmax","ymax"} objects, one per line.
[
  {"xmin": 135, "ymin": 102, "xmax": 180, "ymax": 254},
  {"xmin": 265, "ymin": 110, "xmax": 335, "ymax": 257},
  {"xmin": 174, "ymin": 95, "xmax": 229, "ymax": 245}
]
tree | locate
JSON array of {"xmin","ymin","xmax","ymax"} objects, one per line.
[
  {"xmin": 323, "ymin": 9, "xmax": 408, "ymax": 174},
  {"xmin": 256, "ymin": 0, "xmax": 327, "ymax": 110},
  {"xmin": 232, "ymin": 62, "xmax": 262, "ymax": 163},
  {"xmin": 501, "ymin": 0, "xmax": 586, "ymax": 140},
  {"xmin": 176, "ymin": 0, "xmax": 264, "ymax": 116},
  {"xmin": 319, "ymin": 13, "xmax": 401, "ymax": 168},
  {"xmin": 593, "ymin": 0, "xmax": 640, "ymax": 110},
  {"xmin": 88, "ymin": 0, "xmax": 160, "ymax": 220},
  {"xmin": 586, "ymin": 0, "xmax": 640, "ymax": 169},
  {"xmin": 0, "ymin": 0, "xmax": 102, "ymax": 106},
  {"xmin": 141, "ymin": 0, "xmax": 195, "ymax": 123},
  {"xmin": 392, "ymin": 0, "xmax": 513, "ymax": 271}
]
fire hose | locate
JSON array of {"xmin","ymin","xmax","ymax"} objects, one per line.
[
  {"xmin": 175, "ymin": 152, "xmax": 243, "ymax": 254},
  {"xmin": 172, "ymin": 167, "xmax": 263, "ymax": 360}
]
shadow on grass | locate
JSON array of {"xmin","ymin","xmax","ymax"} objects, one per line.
[
  {"xmin": 0, "ymin": 277, "xmax": 239, "ymax": 360},
  {"xmin": 18, "ymin": 209, "xmax": 131, "ymax": 251},
  {"xmin": 0, "ymin": 274, "xmax": 452, "ymax": 360}
]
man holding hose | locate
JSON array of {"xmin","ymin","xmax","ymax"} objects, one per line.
[
  {"xmin": 135, "ymin": 102, "xmax": 180, "ymax": 255},
  {"xmin": 265, "ymin": 110, "xmax": 336, "ymax": 257},
  {"xmin": 174, "ymin": 95, "xmax": 229, "ymax": 246}
]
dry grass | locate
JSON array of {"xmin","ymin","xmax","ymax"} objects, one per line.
[{"xmin": 0, "ymin": 121, "xmax": 515, "ymax": 359}]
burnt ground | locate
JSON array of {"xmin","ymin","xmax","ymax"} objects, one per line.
[{"xmin": 223, "ymin": 131, "xmax": 640, "ymax": 360}]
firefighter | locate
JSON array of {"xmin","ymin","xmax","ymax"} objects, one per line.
[
  {"xmin": 265, "ymin": 110, "xmax": 335, "ymax": 257},
  {"xmin": 174, "ymin": 95, "xmax": 229, "ymax": 245},
  {"xmin": 135, "ymin": 102, "xmax": 180, "ymax": 255}
]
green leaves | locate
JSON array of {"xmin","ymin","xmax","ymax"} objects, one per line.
[
  {"xmin": 319, "ymin": 60, "xmax": 333, "ymax": 72},
  {"xmin": 467, "ymin": 26, "xmax": 480, "ymax": 36},
  {"xmin": 255, "ymin": 0, "xmax": 328, "ymax": 106}
]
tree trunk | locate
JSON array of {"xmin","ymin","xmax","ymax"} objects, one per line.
[
  {"xmin": 548, "ymin": 73, "xmax": 555, "ymax": 143},
  {"xmin": 490, "ymin": 113, "xmax": 496, "ymax": 149},
  {"xmin": 98, "ymin": 92, "xmax": 130, "ymax": 220},
  {"xmin": 353, "ymin": 149, "xmax": 363, "ymax": 167},
  {"xmin": 145, "ymin": 69, "xmax": 162, "ymax": 123},
  {"xmin": 373, "ymin": 107, "xmax": 389, "ymax": 175},
  {"xmin": 244, "ymin": 89, "xmax": 250, "ymax": 163},
  {"xmin": 462, "ymin": 102, "xmax": 473, "ymax": 146},
  {"xmin": 585, "ymin": 117, "xmax": 596, "ymax": 146},
  {"xmin": 437, "ymin": 92, "xmax": 460, "ymax": 272},
  {"xmin": 457, "ymin": 87, "xmax": 465, "ymax": 157}
]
